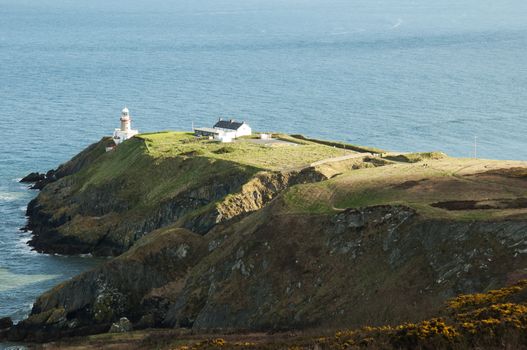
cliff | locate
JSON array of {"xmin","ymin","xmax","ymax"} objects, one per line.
[
  {"xmin": 6, "ymin": 132, "xmax": 527, "ymax": 344},
  {"xmin": 25, "ymin": 132, "xmax": 352, "ymax": 256}
]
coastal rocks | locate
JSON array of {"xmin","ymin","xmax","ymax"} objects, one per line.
[
  {"xmin": 19, "ymin": 171, "xmax": 56, "ymax": 190},
  {"xmin": 9, "ymin": 200, "xmax": 527, "ymax": 341},
  {"xmin": 21, "ymin": 138, "xmax": 112, "ymax": 191},
  {"xmin": 6, "ymin": 228, "xmax": 207, "ymax": 341},
  {"xmin": 19, "ymin": 172, "xmax": 45, "ymax": 183},
  {"xmin": 0, "ymin": 317, "xmax": 13, "ymax": 329},
  {"xmin": 23, "ymin": 133, "xmax": 344, "ymax": 257},
  {"xmin": 23, "ymin": 138, "xmax": 262, "ymax": 256},
  {"xmin": 163, "ymin": 204, "xmax": 527, "ymax": 332},
  {"xmin": 109, "ymin": 317, "xmax": 132, "ymax": 333},
  {"xmin": 14, "ymin": 136, "xmax": 527, "ymax": 343},
  {"xmin": 30, "ymin": 170, "xmax": 57, "ymax": 190}
]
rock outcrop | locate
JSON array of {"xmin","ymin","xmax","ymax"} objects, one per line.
[
  {"xmin": 20, "ymin": 172, "xmax": 45, "ymax": 183},
  {"xmin": 9, "ymin": 134, "xmax": 527, "ymax": 344},
  {"xmin": 7, "ymin": 202, "xmax": 527, "ymax": 342},
  {"xmin": 6, "ymin": 227, "xmax": 207, "ymax": 342},
  {"xmin": 0, "ymin": 317, "xmax": 13, "ymax": 330},
  {"xmin": 109, "ymin": 317, "xmax": 133, "ymax": 333},
  {"xmin": 24, "ymin": 137, "xmax": 335, "ymax": 256}
]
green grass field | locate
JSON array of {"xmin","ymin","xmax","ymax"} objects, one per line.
[
  {"xmin": 285, "ymin": 157, "xmax": 527, "ymax": 220},
  {"xmin": 136, "ymin": 131, "xmax": 356, "ymax": 171}
]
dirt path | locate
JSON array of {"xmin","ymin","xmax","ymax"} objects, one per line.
[{"xmin": 310, "ymin": 152, "xmax": 375, "ymax": 167}]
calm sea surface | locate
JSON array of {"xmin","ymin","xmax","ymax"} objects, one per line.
[{"xmin": 1, "ymin": 0, "xmax": 526, "ymax": 342}]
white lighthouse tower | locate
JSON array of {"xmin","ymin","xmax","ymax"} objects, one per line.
[{"xmin": 112, "ymin": 107, "xmax": 139, "ymax": 146}]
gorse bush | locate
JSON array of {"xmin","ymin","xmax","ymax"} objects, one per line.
[{"xmin": 170, "ymin": 280, "xmax": 527, "ymax": 349}]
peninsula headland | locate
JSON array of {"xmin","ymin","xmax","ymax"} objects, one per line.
[{"xmin": 3, "ymin": 131, "xmax": 527, "ymax": 349}]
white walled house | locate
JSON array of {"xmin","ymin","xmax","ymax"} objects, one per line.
[
  {"xmin": 213, "ymin": 119, "xmax": 252, "ymax": 138},
  {"xmin": 194, "ymin": 118, "xmax": 252, "ymax": 142},
  {"xmin": 112, "ymin": 107, "xmax": 139, "ymax": 146}
]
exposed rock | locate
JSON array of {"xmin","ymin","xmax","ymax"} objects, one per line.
[
  {"xmin": 6, "ymin": 227, "xmax": 207, "ymax": 341},
  {"xmin": 0, "ymin": 317, "xmax": 13, "ymax": 329},
  {"xmin": 24, "ymin": 137, "xmax": 114, "ymax": 191},
  {"xmin": 14, "ymin": 201, "xmax": 527, "ymax": 341},
  {"xmin": 20, "ymin": 172, "xmax": 45, "ymax": 183},
  {"xmin": 164, "ymin": 204, "xmax": 527, "ymax": 332},
  {"xmin": 12, "ymin": 134, "xmax": 527, "ymax": 344},
  {"xmin": 109, "ymin": 317, "xmax": 132, "ymax": 333},
  {"xmin": 24, "ymin": 138, "xmax": 334, "ymax": 256}
]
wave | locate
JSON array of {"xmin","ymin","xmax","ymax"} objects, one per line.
[
  {"xmin": 329, "ymin": 29, "xmax": 365, "ymax": 36},
  {"xmin": 0, "ymin": 268, "xmax": 59, "ymax": 293},
  {"xmin": 391, "ymin": 18, "xmax": 403, "ymax": 29},
  {"xmin": 0, "ymin": 192, "xmax": 24, "ymax": 202}
]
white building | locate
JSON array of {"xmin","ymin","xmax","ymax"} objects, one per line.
[
  {"xmin": 112, "ymin": 107, "xmax": 139, "ymax": 145},
  {"xmin": 213, "ymin": 119, "xmax": 252, "ymax": 138},
  {"xmin": 194, "ymin": 119, "xmax": 252, "ymax": 143}
]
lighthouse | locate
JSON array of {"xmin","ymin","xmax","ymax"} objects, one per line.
[
  {"xmin": 112, "ymin": 107, "xmax": 139, "ymax": 146},
  {"xmin": 120, "ymin": 107, "xmax": 131, "ymax": 131}
]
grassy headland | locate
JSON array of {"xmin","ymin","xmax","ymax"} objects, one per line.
[
  {"xmin": 137, "ymin": 131, "xmax": 357, "ymax": 170},
  {"xmin": 11, "ymin": 131, "xmax": 527, "ymax": 348},
  {"xmin": 285, "ymin": 156, "xmax": 527, "ymax": 220}
]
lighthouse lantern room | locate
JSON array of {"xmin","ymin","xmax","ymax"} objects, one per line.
[{"xmin": 112, "ymin": 107, "xmax": 139, "ymax": 146}]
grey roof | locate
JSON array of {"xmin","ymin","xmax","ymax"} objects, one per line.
[
  {"xmin": 213, "ymin": 120, "xmax": 245, "ymax": 130},
  {"xmin": 194, "ymin": 127, "xmax": 220, "ymax": 134}
]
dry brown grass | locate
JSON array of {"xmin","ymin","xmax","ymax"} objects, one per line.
[{"xmin": 285, "ymin": 157, "xmax": 527, "ymax": 220}]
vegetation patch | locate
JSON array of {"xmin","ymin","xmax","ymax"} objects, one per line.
[
  {"xmin": 64, "ymin": 280, "xmax": 527, "ymax": 350},
  {"xmin": 392, "ymin": 178, "xmax": 429, "ymax": 190},
  {"xmin": 432, "ymin": 198, "xmax": 527, "ymax": 211},
  {"xmin": 137, "ymin": 131, "xmax": 354, "ymax": 170},
  {"xmin": 283, "ymin": 157, "xmax": 527, "ymax": 220},
  {"xmin": 475, "ymin": 167, "xmax": 527, "ymax": 179},
  {"xmin": 170, "ymin": 280, "xmax": 527, "ymax": 349},
  {"xmin": 213, "ymin": 146, "xmax": 235, "ymax": 154},
  {"xmin": 181, "ymin": 150, "xmax": 206, "ymax": 157},
  {"xmin": 385, "ymin": 151, "xmax": 447, "ymax": 163}
]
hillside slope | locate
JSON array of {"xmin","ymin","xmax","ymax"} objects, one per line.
[
  {"xmin": 6, "ymin": 134, "xmax": 527, "ymax": 343},
  {"xmin": 27, "ymin": 280, "xmax": 527, "ymax": 349},
  {"xmin": 26, "ymin": 132, "xmax": 360, "ymax": 256}
]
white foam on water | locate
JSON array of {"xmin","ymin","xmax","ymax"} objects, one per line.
[
  {"xmin": 0, "ymin": 268, "xmax": 58, "ymax": 293},
  {"xmin": 391, "ymin": 18, "xmax": 403, "ymax": 29},
  {"xmin": 330, "ymin": 29, "xmax": 365, "ymax": 36},
  {"xmin": 0, "ymin": 192, "xmax": 23, "ymax": 202},
  {"xmin": 330, "ymin": 31, "xmax": 350, "ymax": 36}
]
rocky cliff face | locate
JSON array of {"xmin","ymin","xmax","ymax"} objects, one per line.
[
  {"xmin": 9, "ymin": 136, "xmax": 527, "ymax": 343},
  {"xmin": 7, "ymin": 227, "xmax": 207, "ymax": 342},
  {"xmin": 164, "ymin": 204, "xmax": 527, "ymax": 331},
  {"xmin": 7, "ymin": 201, "xmax": 527, "ymax": 342},
  {"xmin": 24, "ymin": 137, "xmax": 336, "ymax": 256}
]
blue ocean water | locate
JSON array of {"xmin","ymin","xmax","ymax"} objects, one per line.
[{"xmin": 1, "ymin": 0, "xmax": 527, "ymax": 337}]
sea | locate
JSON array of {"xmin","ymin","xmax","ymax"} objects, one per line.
[{"xmin": 1, "ymin": 0, "xmax": 526, "ymax": 345}]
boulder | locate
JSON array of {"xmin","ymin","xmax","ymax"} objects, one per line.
[
  {"xmin": 20, "ymin": 172, "xmax": 45, "ymax": 183},
  {"xmin": 0, "ymin": 317, "xmax": 13, "ymax": 329},
  {"xmin": 30, "ymin": 178, "xmax": 52, "ymax": 190},
  {"xmin": 108, "ymin": 317, "xmax": 132, "ymax": 333}
]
